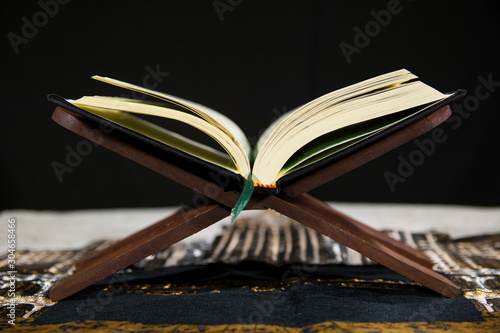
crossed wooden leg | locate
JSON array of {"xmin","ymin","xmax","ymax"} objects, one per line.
[
  {"xmin": 49, "ymin": 194, "xmax": 459, "ymax": 301},
  {"xmin": 49, "ymin": 203, "xmax": 230, "ymax": 302},
  {"xmin": 266, "ymin": 194, "xmax": 460, "ymax": 298}
]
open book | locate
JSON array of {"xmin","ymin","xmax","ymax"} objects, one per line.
[{"xmin": 50, "ymin": 69, "xmax": 455, "ymax": 189}]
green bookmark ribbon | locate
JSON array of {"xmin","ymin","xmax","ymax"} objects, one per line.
[{"xmin": 230, "ymin": 173, "xmax": 255, "ymax": 223}]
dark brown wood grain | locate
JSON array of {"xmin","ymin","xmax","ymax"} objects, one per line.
[
  {"xmin": 49, "ymin": 105, "xmax": 460, "ymax": 301},
  {"xmin": 49, "ymin": 203, "xmax": 230, "ymax": 302},
  {"xmin": 265, "ymin": 194, "xmax": 459, "ymax": 298}
]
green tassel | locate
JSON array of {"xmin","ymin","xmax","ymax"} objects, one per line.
[{"xmin": 230, "ymin": 173, "xmax": 254, "ymax": 223}]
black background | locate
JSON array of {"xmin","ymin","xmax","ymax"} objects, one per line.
[{"xmin": 2, "ymin": 0, "xmax": 500, "ymax": 210}]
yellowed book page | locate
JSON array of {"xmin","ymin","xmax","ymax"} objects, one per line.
[
  {"xmin": 71, "ymin": 96, "xmax": 250, "ymax": 176},
  {"xmin": 253, "ymin": 80, "xmax": 448, "ymax": 185},
  {"xmin": 74, "ymin": 104, "xmax": 238, "ymax": 172},
  {"xmin": 92, "ymin": 76, "xmax": 251, "ymax": 157},
  {"xmin": 254, "ymin": 69, "xmax": 416, "ymax": 155}
]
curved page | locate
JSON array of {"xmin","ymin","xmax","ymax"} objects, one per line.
[
  {"xmin": 70, "ymin": 96, "xmax": 250, "ymax": 177},
  {"xmin": 92, "ymin": 76, "xmax": 252, "ymax": 175},
  {"xmin": 253, "ymin": 71, "xmax": 447, "ymax": 185},
  {"xmin": 254, "ymin": 69, "xmax": 416, "ymax": 156}
]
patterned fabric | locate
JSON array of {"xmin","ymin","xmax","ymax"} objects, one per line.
[{"xmin": 1, "ymin": 212, "xmax": 499, "ymax": 331}]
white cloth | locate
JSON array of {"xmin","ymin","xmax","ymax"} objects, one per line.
[{"xmin": 1, "ymin": 203, "xmax": 499, "ymax": 253}]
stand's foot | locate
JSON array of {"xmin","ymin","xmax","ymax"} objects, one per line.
[
  {"xmin": 266, "ymin": 194, "xmax": 460, "ymax": 298},
  {"xmin": 49, "ymin": 203, "xmax": 230, "ymax": 302}
]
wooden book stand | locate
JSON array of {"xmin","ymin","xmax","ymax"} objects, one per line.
[{"xmin": 49, "ymin": 105, "xmax": 460, "ymax": 301}]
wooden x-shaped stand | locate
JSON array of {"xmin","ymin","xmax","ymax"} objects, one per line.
[{"xmin": 49, "ymin": 105, "xmax": 460, "ymax": 301}]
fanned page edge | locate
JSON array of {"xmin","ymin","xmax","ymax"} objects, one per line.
[
  {"xmin": 253, "ymin": 69, "xmax": 415, "ymax": 157},
  {"xmin": 91, "ymin": 76, "xmax": 252, "ymax": 178},
  {"xmin": 254, "ymin": 82, "xmax": 447, "ymax": 184},
  {"xmin": 252, "ymin": 70, "xmax": 448, "ymax": 186},
  {"xmin": 270, "ymin": 89, "xmax": 466, "ymax": 193},
  {"xmin": 70, "ymin": 96, "xmax": 246, "ymax": 175},
  {"xmin": 48, "ymin": 94, "xmax": 245, "ymax": 191}
]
